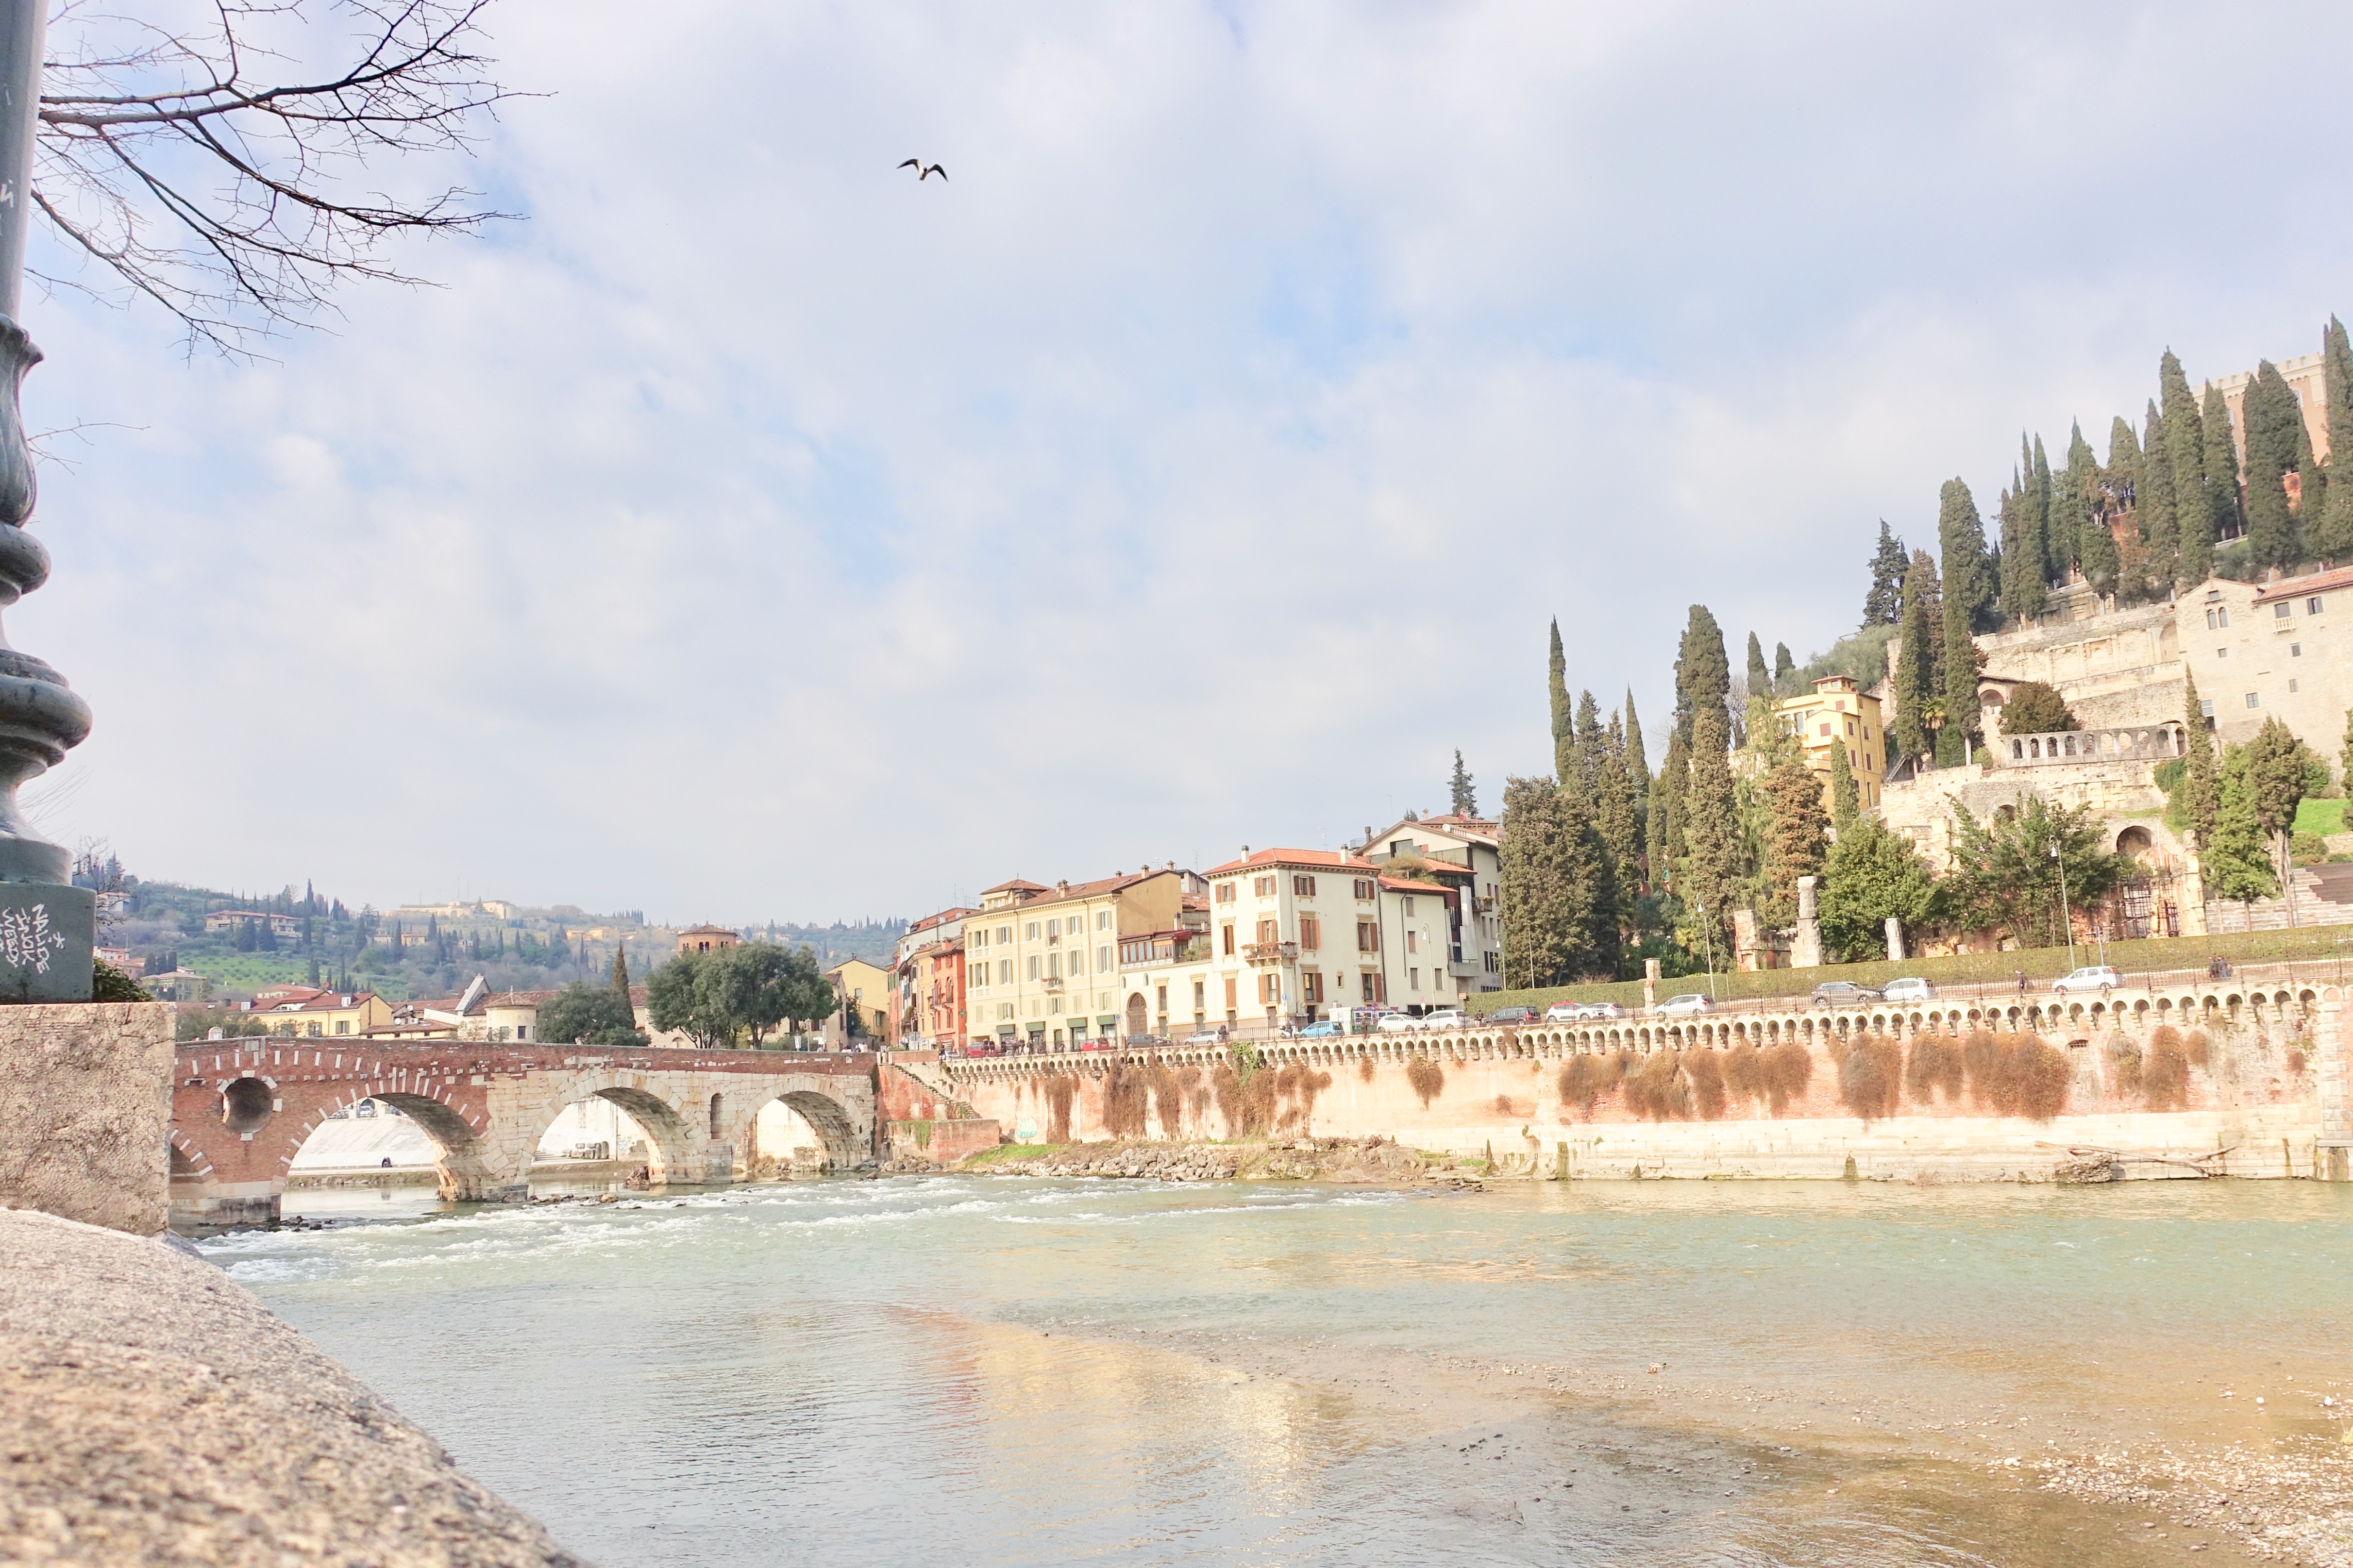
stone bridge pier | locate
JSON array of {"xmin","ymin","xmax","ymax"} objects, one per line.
[{"xmin": 169, "ymin": 1042, "xmax": 878, "ymax": 1229}]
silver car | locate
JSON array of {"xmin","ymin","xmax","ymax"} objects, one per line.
[
  {"xmin": 2050, "ymin": 965, "xmax": 2121, "ymax": 995},
  {"xmin": 1653, "ymin": 993, "xmax": 1714, "ymax": 1018},
  {"xmin": 1881, "ymin": 977, "xmax": 1936, "ymax": 1003}
]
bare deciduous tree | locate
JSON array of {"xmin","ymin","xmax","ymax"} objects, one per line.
[{"xmin": 33, "ymin": 0, "xmax": 517, "ymax": 353}]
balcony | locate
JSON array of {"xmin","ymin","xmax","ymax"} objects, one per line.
[
  {"xmin": 1040, "ymin": 975, "xmax": 1064, "ymax": 993},
  {"xmin": 1243, "ymin": 940, "xmax": 1298, "ymax": 964},
  {"xmin": 1119, "ymin": 937, "xmax": 1208, "ymax": 967}
]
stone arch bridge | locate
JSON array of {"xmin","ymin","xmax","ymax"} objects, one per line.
[{"xmin": 171, "ymin": 1041, "xmax": 879, "ymax": 1228}]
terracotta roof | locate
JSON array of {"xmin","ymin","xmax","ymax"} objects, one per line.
[
  {"xmin": 256, "ymin": 990, "xmax": 380, "ymax": 1014},
  {"xmin": 678, "ymin": 924, "xmax": 737, "ymax": 936},
  {"xmin": 2252, "ymin": 565, "xmax": 2353, "ymax": 603},
  {"xmin": 980, "ymin": 878, "xmax": 1049, "ymax": 895},
  {"xmin": 1378, "ymin": 875, "xmax": 1456, "ymax": 893},
  {"xmin": 485, "ymin": 989, "xmax": 560, "ymax": 1007},
  {"xmin": 909, "ymin": 907, "xmax": 979, "ymax": 931},
  {"xmin": 1203, "ymin": 848, "xmax": 1378, "ymax": 875}
]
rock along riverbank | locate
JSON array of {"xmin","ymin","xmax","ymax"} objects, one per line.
[{"xmin": 890, "ymin": 1135, "xmax": 1489, "ymax": 1186}]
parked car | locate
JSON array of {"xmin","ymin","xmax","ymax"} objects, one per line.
[
  {"xmin": 1881, "ymin": 977, "xmax": 1936, "ymax": 1003},
  {"xmin": 1420, "ymin": 1009, "xmax": 1471, "ymax": 1032},
  {"xmin": 1181, "ymin": 1028, "xmax": 1226, "ymax": 1046},
  {"xmin": 1375, "ymin": 1012, "xmax": 1425, "ymax": 1034},
  {"xmin": 1810, "ymin": 980, "xmax": 1882, "ymax": 1005},
  {"xmin": 2050, "ymin": 965, "xmax": 2121, "ymax": 995},
  {"xmin": 1542, "ymin": 1001, "xmax": 1583, "ymax": 1022},
  {"xmin": 1578, "ymin": 1001, "xmax": 1627, "ymax": 1021},
  {"xmin": 1653, "ymin": 993, "xmax": 1714, "ymax": 1018},
  {"xmin": 964, "ymin": 1042, "xmax": 1002, "ymax": 1058},
  {"xmin": 1488, "ymin": 1005, "xmax": 1540, "ymax": 1025},
  {"xmin": 1293, "ymin": 1019, "xmax": 1344, "ymax": 1038}
]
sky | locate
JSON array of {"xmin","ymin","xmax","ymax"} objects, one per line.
[{"xmin": 14, "ymin": 0, "xmax": 2353, "ymax": 924}]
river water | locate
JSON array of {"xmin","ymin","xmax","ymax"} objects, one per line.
[{"xmin": 201, "ymin": 1177, "xmax": 2353, "ymax": 1567}]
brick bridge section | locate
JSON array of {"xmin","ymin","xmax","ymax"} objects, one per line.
[{"xmin": 170, "ymin": 1041, "xmax": 880, "ymax": 1227}]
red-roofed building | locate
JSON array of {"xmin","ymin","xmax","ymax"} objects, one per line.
[
  {"xmin": 247, "ymin": 988, "xmax": 394, "ymax": 1038},
  {"xmin": 1358, "ymin": 814, "xmax": 1505, "ymax": 992},
  {"xmin": 965, "ymin": 865, "xmax": 1207, "ymax": 1050},
  {"xmin": 891, "ymin": 906, "xmax": 976, "ymax": 1048}
]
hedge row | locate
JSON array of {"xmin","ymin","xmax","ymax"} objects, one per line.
[{"xmin": 1470, "ymin": 922, "xmax": 2353, "ymax": 1018}]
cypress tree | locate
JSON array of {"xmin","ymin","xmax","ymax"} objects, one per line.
[
  {"xmin": 2070, "ymin": 422, "xmax": 2118, "ymax": 591},
  {"xmin": 2242, "ymin": 360, "xmax": 2302, "ymax": 568},
  {"xmin": 1745, "ymin": 632, "xmax": 1772, "ymax": 705},
  {"xmin": 1624, "ymin": 687, "xmax": 1651, "ymax": 821},
  {"xmin": 1893, "ymin": 548, "xmax": 1941, "ymax": 765},
  {"xmin": 2179, "ymin": 672, "xmax": 2219, "ymax": 851},
  {"xmin": 1575, "ymin": 689, "xmax": 1604, "ymax": 781},
  {"xmin": 1862, "ymin": 520, "xmax": 1908, "ymax": 626},
  {"xmin": 2204, "ymin": 746, "xmax": 2278, "ymax": 916},
  {"xmin": 1449, "ymin": 750, "xmax": 1478, "ymax": 817},
  {"xmin": 2139, "ymin": 400, "xmax": 2179, "ymax": 592},
  {"xmin": 612, "ymin": 944, "xmax": 631, "ymax": 999},
  {"xmin": 2294, "ymin": 393, "xmax": 2324, "ymax": 551},
  {"xmin": 2106, "ymin": 414, "xmax": 2141, "ymax": 502},
  {"xmin": 2202, "ymin": 381, "xmax": 2243, "ymax": 546},
  {"xmin": 1499, "ymin": 776, "xmax": 1580, "ymax": 988},
  {"xmin": 2317, "ymin": 316, "xmax": 2353, "ymax": 563},
  {"xmin": 1998, "ymin": 473, "xmax": 2045, "ymax": 622},
  {"xmin": 1674, "ymin": 605, "xmax": 1731, "ymax": 744},
  {"xmin": 1547, "ymin": 619, "xmax": 1572, "ymax": 781},
  {"xmin": 1828, "ymin": 740, "xmax": 1860, "ymax": 832},
  {"xmin": 1655, "ymin": 727, "xmax": 1691, "ymax": 882},
  {"xmin": 1681, "ymin": 705, "xmax": 1745, "ymax": 963},
  {"xmin": 1757, "ymin": 759, "xmax": 1830, "ymax": 931},
  {"xmin": 2161, "ymin": 350, "xmax": 2213, "ymax": 584},
  {"xmin": 1937, "ymin": 480, "xmax": 1984, "ymax": 765},
  {"xmin": 1593, "ymin": 719, "xmax": 1641, "ymax": 945},
  {"xmin": 2030, "ymin": 435, "xmax": 2056, "ymax": 583}
]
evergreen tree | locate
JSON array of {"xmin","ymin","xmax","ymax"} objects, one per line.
[
  {"xmin": 1815, "ymin": 818, "xmax": 1935, "ymax": 963},
  {"xmin": 1593, "ymin": 727, "xmax": 1641, "ymax": 952},
  {"xmin": 2203, "ymin": 745, "xmax": 2277, "ymax": 919},
  {"xmin": 2029, "ymin": 434, "xmax": 2056, "ymax": 583},
  {"xmin": 2294, "ymin": 393, "xmax": 2324, "ymax": 550},
  {"xmin": 1673, "ymin": 605, "xmax": 1731, "ymax": 744},
  {"xmin": 1575, "ymin": 690, "xmax": 1605, "ymax": 789},
  {"xmin": 1655, "ymin": 727, "xmax": 1691, "ymax": 883},
  {"xmin": 2063, "ymin": 421, "xmax": 2115, "ymax": 590},
  {"xmin": 1498, "ymin": 775, "xmax": 1608, "ymax": 986},
  {"xmin": 1828, "ymin": 739, "xmax": 1859, "ymax": 832},
  {"xmin": 2317, "ymin": 316, "xmax": 2353, "ymax": 563},
  {"xmin": 1863, "ymin": 520, "xmax": 1909, "ymax": 626},
  {"xmin": 1547, "ymin": 619, "xmax": 1572, "ymax": 782},
  {"xmin": 1772, "ymin": 642, "xmax": 1796, "ymax": 698},
  {"xmin": 2242, "ymin": 360, "xmax": 2302, "ymax": 568},
  {"xmin": 612, "ymin": 944, "xmax": 631, "ymax": 999},
  {"xmin": 1449, "ymin": 751, "xmax": 1478, "ymax": 817},
  {"xmin": 1756, "ymin": 759, "xmax": 1830, "ymax": 930},
  {"xmin": 2161, "ymin": 350, "xmax": 2212, "ymax": 584},
  {"xmin": 2179, "ymin": 672, "xmax": 2219, "ymax": 850},
  {"xmin": 1745, "ymin": 632, "xmax": 1772, "ymax": 705},
  {"xmin": 2202, "ymin": 381, "xmax": 2243, "ymax": 545},
  {"xmin": 1680, "ymin": 706, "xmax": 1745, "ymax": 962},
  {"xmin": 1624, "ymin": 687, "xmax": 1651, "ymax": 823},
  {"xmin": 1893, "ymin": 548, "xmax": 1941, "ymax": 765},
  {"xmin": 2106, "ymin": 414, "xmax": 2141, "ymax": 502},
  {"xmin": 2138, "ymin": 399, "xmax": 2179, "ymax": 592},
  {"xmin": 1936, "ymin": 481, "xmax": 1984, "ymax": 765},
  {"xmin": 1998, "ymin": 474, "xmax": 2046, "ymax": 622}
]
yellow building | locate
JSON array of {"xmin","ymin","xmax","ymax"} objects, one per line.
[
  {"xmin": 1774, "ymin": 675, "xmax": 1885, "ymax": 813},
  {"xmin": 248, "ymin": 988, "xmax": 395, "ymax": 1039},
  {"xmin": 965, "ymin": 868, "xmax": 1206, "ymax": 1049},
  {"xmin": 825, "ymin": 957, "xmax": 893, "ymax": 1039}
]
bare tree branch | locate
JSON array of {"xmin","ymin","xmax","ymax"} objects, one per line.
[{"xmin": 31, "ymin": 0, "xmax": 523, "ymax": 355}]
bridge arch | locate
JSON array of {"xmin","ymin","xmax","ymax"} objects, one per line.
[{"xmin": 731, "ymin": 1088, "xmax": 865, "ymax": 1173}]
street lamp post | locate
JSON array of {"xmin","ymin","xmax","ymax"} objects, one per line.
[
  {"xmin": 0, "ymin": 0, "xmax": 96, "ymax": 1000},
  {"xmin": 2050, "ymin": 839, "xmax": 2076, "ymax": 970}
]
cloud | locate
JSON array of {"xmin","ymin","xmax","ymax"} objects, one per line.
[{"xmin": 16, "ymin": 0, "xmax": 2353, "ymax": 919}]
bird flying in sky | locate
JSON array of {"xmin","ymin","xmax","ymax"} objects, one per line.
[{"xmin": 897, "ymin": 159, "xmax": 947, "ymax": 182}]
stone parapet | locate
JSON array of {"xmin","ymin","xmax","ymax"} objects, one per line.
[
  {"xmin": 0, "ymin": 1001, "xmax": 174, "ymax": 1234},
  {"xmin": 0, "ymin": 1208, "xmax": 582, "ymax": 1566}
]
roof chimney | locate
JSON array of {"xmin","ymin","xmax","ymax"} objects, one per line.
[
  {"xmin": 1241, "ymin": 845, "xmax": 1249, "ymax": 855},
  {"xmin": 1164, "ymin": 860, "xmax": 1174, "ymax": 871}
]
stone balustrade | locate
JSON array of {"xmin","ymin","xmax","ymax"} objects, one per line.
[{"xmin": 1998, "ymin": 724, "xmax": 2187, "ymax": 767}]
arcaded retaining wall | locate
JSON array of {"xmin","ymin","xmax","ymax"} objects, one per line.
[
  {"xmin": 0, "ymin": 1208, "xmax": 581, "ymax": 1565},
  {"xmin": 940, "ymin": 981, "xmax": 2347, "ymax": 1181}
]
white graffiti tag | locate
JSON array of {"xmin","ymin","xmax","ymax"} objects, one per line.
[{"xmin": 0, "ymin": 903, "xmax": 69, "ymax": 974}]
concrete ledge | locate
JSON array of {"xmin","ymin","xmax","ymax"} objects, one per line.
[
  {"xmin": 0, "ymin": 1001, "xmax": 174, "ymax": 1234},
  {"xmin": 0, "ymin": 1208, "xmax": 585, "ymax": 1566}
]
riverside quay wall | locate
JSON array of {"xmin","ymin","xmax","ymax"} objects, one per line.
[{"xmin": 933, "ymin": 978, "xmax": 2349, "ymax": 1181}]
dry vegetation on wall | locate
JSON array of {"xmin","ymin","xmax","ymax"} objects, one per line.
[
  {"xmin": 1685, "ymin": 1047, "xmax": 1727, "ymax": 1119},
  {"xmin": 1150, "ymin": 1065, "xmax": 1187, "ymax": 1138},
  {"xmin": 1623, "ymin": 1050, "xmax": 1691, "ymax": 1121},
  {"xmin": 1102, "ymin": 1064, "xmax": 1151, "ymax": 1140},
  {"xmin": 2287, "ymin": 1048, "xmax": 2308, "ymax": 1075},
  {"xmin": 2143, "ymin": 1031, "xmax": 2191, "ymax": 1110},
  {"xmin": 1963, "ymin": 1033, "xmax": 2070, "ymax": 1120},
  {"xmin": 1041, "ymin": 1073, "xmax": 1078, "ymax": 1143},
  {"xmin": 1558, "ymin": 1052, "xmax": 1626, "ymax": 1113},
  {"xmin": 1273, "ymin": 1064, "xmax": 1334, "ymax": 1133},
  {"xmin": 1905, "ymin": 1033, "xmax": 1966, "ymax": 1107},
  {"xmin": 1722, "ymin": 1041, "xmax": 1814, "ymax": 1115},
  {"xmin": 1829, "ymin": 1033, "xmax": 1905, "ymax": 1123},
  {"xmin": 2184, "ymin": 1028, "xmax": 2210, "ymax": 1068},
  {"xmin": 1406, "ymin": 1057, "xmax": 1445, "ymax": 1107},
  {"xmin": 1357, "ymin": 1057, "xmax": 1375, "ymax": 1083},
  {"xmin": 2104, "ymin": 1034, "xmax": 2144, "ymax": 1099}
]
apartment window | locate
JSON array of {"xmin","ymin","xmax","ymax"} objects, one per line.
[
  {"xmin": 1357, "ymin": 920, "xmax": 1378, "ymax": 951},
  {"xmin": 1298, "ymin": 916, "xmax": 1321, "ymax": 951},
  {"xmin": 335, "ymin": 1020, "xmax": 349, "ymax": 1035},
  {"xmin": 1409, "ymin": 967, "xmax": 1420, "ymax": 990},
  {"xmin": 1098, "ymin": 945, "xmax": 1110, "ymax": 971},
  {"xmin": 1260, "ymin": 973, "xmax": 1278, "ymax": 1005},
  {"xmin": 996, "ymin": 959, "xmax": 1011, "ymax": 984},
  {"xmin": 2275, "ymin": 601, "xmax": 2293, "ymax": 619},
  {"xmin": 1256, "ymin": 917, "xmax": 1279, "ymax": 944},
  {"xmin": 1156, "ymin": 984, "xmax": 1168, "ymax": 1014},
  {"xmin": 1353, "ymin": 878, "xmax": 1375, "ymax": 900},
  {"xmin": 2309, "ymin": 596, "xmax": 2325, "ymax": 615},
  {"xmin": 2289, "ymin": 679, "xmax": 2300, "ymax": 694},
  {"xmin": 1193, "ymin": 981, "xmax": 1205, "ymax": 1009},
  {"xmin": 1097, "ymin": 911, "xmax": 1111, "ymax": 931},
  {"xmin": 1845, "ymin": 719, "xmax": 1855, "ymax": 736},
  {"xmin": 1224, "ymin": 978, "xmax": 1238, "ymax": 1011},
  {"xmin": 1402, "ymin": 896, "xmax": 1415, "ymax": 917},
  {"xmin": 1222, "ymin": 923, "xmax": 1235, "ymax": 955},
  {"xmin": 1216, "ymin": 882, "xmax": 1235, "ymax": 904},
  {"xmin": 1849, "ymin": 749, "xmax": 1857, "ymax": 767},
  {"xmin": 1025, "ymin": 921, "xmax": 1039, "ymax": 939},
  {"xmin": 1254, "ymin": 875, "xmax": 1277, "ymax": 897},
  {"xmin": 306, "ymin": 1022, "xmax": 322, "ymax": 1037},
  {"xmin": 1026, "ymin": 956, "xmax": 1041, "ymax": 980},
  {"xmin": 1405, "ymin": 929, "xmax": 1418, "ymax": 954},
  {"xmin": 1361, "ymin": 974, "xmax": 1377, "ymax": 1003},
  {"xmin": 1302, "ymin": 971, "xmax": 1324, "ymax": 1005},
  {"xmin": 996, "ymin": 926, "xmax": 1010, "ymax": 945},
  {"xmin": 2293, "ymin": 643, "xmax": 2303, "ymax": 657},
  {"xmin": 2216, "ymin": 648, "xmax": 2227, "ymax": 658},
  {"xmin": 971, "ymin": 928, "xmax": 986, "ymax": 948},
  {"xmin": 1048, "ymin": 953, "xmax": 1061, "ymax": 978},
  {"xmin": 998, "ymin": 1003, "xmax": 1012, "ymax": 1021},
  {"xmin": 1863, "ymin": 725, "xmax": 1871, "ymax": 739},
  {"xmin": 1818, "ymin": 722, "xmax": 1832, "ymax": 737},
  {"xmin": 2200, "ymin": 699, "xmax": 2215, "ymax": 719},
  {"xmin": 2245, "ymin": 692, "xmax": 2261, "ymax": 709},
  {"xmin": 1293, "ymin": 874, "xmax": 1316, "ymax": 896},
  {"xmin": 2206, "ymin": 606, "xmax": 2230, "ymax": 629}
]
